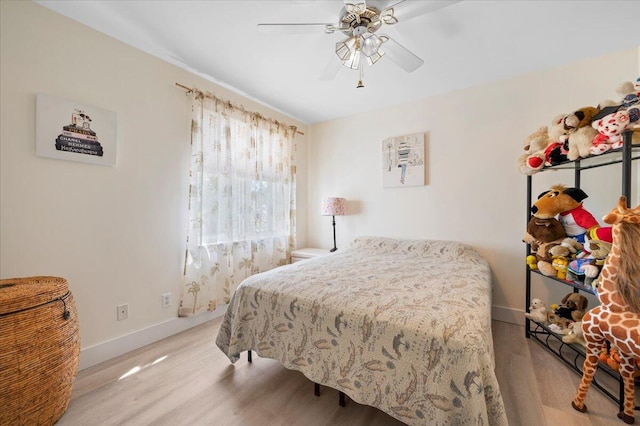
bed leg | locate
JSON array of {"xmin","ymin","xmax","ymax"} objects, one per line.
[
  {"xmin": 314, "ymin": 383, "xmax": 320, "ymax": 396},
  {"xmin": 339, "ymin": 391, "xmax": 346, "ymax": 407},
  {"xmin": 247, "ymin": 350, "xmax": 252, "ymax": 363}
]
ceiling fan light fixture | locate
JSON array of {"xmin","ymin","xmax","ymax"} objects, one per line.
[
  {"xmin": 335, "ymin": 37, "xmax": 357, "ymax": 61},
  {"xmin": 343, "ymin": 48, "xmax": 361, "ymax": 70},
  {"xmin": 360, "ymin": 33, "xmax": 382, "ymax": 57},
  {"xmin": 259, "ymin": 0, "xmax": 439, "ymax": 88},
  {"xmin": 336, "ymin": 44, "xmax": 350, "ymax": 61},
  {"xmin": 365, "ymin": 49, "xmax": 384, "ymax": 66}
]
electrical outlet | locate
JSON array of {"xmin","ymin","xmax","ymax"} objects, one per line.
[
  {"xmin": 117, "ymin": 304, "xmax": 128, "ymax": 321},
  {"xmin": 162, "ymin": 293, "xmax": 171, "ymax": 308}
]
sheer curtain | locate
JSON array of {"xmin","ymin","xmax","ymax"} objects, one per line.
[{"xmin": 179, "ymin": 91, "xmax": 297, "ymax": 317}]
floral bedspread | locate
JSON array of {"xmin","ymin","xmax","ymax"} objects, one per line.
[{"xmin": 216, "ymin": 237, "xmax": 507, "ymax": 425}]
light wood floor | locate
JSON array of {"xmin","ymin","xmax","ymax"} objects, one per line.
[{"xmin": 57, "ymin": 318, "xmax": 631, "ymax": 426}]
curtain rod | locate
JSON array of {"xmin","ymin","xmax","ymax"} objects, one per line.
[{"xmin": 175, "ymin": 83, "xmax": 304, "ymax": 136}]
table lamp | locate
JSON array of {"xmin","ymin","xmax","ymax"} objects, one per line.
[{"xmin": 321, "ymin": 197, "xmax": 346, "ymax": 252}]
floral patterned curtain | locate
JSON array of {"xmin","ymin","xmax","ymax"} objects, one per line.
[{"xmin": 179, "ymin": 91, "xmax": 297, "ymax": 317}]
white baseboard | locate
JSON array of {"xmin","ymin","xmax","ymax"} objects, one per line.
[
  {"xmin": 492, "ymin": 304, "xmax": 525, "ymax": 326},
  {"xmin": 78, "ymin": 308, "xmax": 225, "ymax": 371}
]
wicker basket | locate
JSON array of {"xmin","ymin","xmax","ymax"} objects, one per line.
[{"xmin": 0, "ymin": 276, "xmax": 80, "ymax": 425}]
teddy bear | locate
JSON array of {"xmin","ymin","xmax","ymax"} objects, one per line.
[
  {"xmin": 543, "ymin": 114, "xmax": 571, "ymax": 165},
  {"xmin": 523, "ymin": 216, "xmax": 581, "ymax": 277},
  {"xmin": 523, "ymin": 216, "xmax": 566, "ymax": 276},
  {"xmin": 561, "ymin": 106, "xmax": 600, "ymax": 161},
  {"xmin": 518, "ymin": 115, "xmax": 576, "ymax": 174},
  {"xmin": 518, "ymin": 126, "xmax": 550, "ymax": 175},
  {"xmin": 524, "ymin": 298, "xmax": 549, "ymax": 323},
  {"xmin": 543, "ymin": 112, "xmax": 596, "ymax": 166}
]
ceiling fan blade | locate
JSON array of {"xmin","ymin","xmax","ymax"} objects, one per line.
[
  {"xmin": 257, "ymin": 23, "xmax": 338, "ymax": 35},
  {"xmin": 380, "ymin": 36, "xmax": 423, "ymax": 72},
  {"xmin": 319, "ymin": 55, "xmax": 342, "ymax": 81},
  {"xmin": 381, "ymin": 0, "xmax": 462, "ymax": 24}
]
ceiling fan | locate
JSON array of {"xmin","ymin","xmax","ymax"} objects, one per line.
[{"xmin": 258, "ymin": 0, "xmax": 461, "ymax": 88}]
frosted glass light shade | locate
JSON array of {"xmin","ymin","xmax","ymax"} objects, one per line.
[
  {"xmin": 361, "ymin": 33, "xmax": 382, "ymax": 57},
  {"xmin": 321, "ymin": 197, "xmax": 346, "ymax": 216}
]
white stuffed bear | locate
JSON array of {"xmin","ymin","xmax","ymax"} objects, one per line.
[{"xmin": 524, "ymin": 298, "xmax": 549, "ymax": 323}]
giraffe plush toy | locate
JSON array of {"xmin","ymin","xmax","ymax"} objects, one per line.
[{"xmin": 571, "ymin": 196, "xmax": 640, "ymax": 424}]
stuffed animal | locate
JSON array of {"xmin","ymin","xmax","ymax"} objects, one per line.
[
  {"xmin": 590, "ymin": 109, "xmax": 635, "ymax": 155},
  {"xmin": 598, "ymin": 346, "xmax": 640, "ymax": 378},
  {"xmin": 562, "ymin": 106, "xmax": 600, "ymax": 161},
  {"xmin": 552, "ymin": 256, "xmax": 570, "ymax": 279},
  {"xmin": 531, "ymin": 184, "xmax": 601, "ymax": 244},
  {"xmin": 518, "ymin": 126, "xmax": 552, "ymax": 175},
  {"xmin": 543, "ymin": 114, "xmax": 571, "ymax": 165},
  {"xmin": 518, "ymin": 115, "xmax": 576, "ymax": 174},
  {"xmin": 524, "ymin": 216, "xmax": 566, "ymax": 248},
  {"xmin": 583, "ymin": 238, "xmax": 612, "ymax": 289},
  {"xmin": 563, "ymin": 107, "xmax": 599, "ymax": 133},
  {"xmin": 555, "ymin": 292, "xmax": 589, "ymax": 323},
  {"xmin": 567, "ymin": 236, "xmax": 612, "ymax": 288},
  {"xmin": 615, "ymin": 79, "xmax": 640, "ymax": 143},
  {"xmin": 617, "ymin": 78, "xmax": 640, "ymax": 110},
  {"xmin": 562, "ymin": 320, "xmax": 586, "ymax": 347},
  {"xmin": 543, "ymin": 140, "xmax": 569, "ymax": 166},
  {"xmin": 524, "ymin": 298, "xmax": 549, "ymax": 323},
  {"xmin": 544, "ymin": 112, "xmax": 596, "ymax": 166},
  {"xmin": 523, "ymin": 216, "xmax": 568, "ymax": 276},
  {"xmin": 523, "ymin": 217, "xmax": 581, "ymax": 277},
  {"xmin": 547, "ymin": 309, "xmax": 570, "ymax": 332}
]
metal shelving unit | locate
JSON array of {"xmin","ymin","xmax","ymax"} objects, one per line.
[{"xmin": 524, "ymin": 128, "xmax": 640, "ymax": 413}]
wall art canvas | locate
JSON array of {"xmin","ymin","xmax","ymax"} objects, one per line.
[
  {"xmin": 382, "ymin": 133, "xmax": 425, "ymax": 188},
  {"xmin": 36, "ymin": 93, "xmax": 117, "ymax": 166}
]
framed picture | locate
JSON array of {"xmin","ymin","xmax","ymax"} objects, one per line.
[
  {"xmin": 382, "ymin": 133, "xmax": 425, "ymax": 188},
  {"xmin": 36, "ymin": 93, "xmax": 117, "ymax": 166}
]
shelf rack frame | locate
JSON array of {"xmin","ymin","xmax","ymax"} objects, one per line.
[{"xmin": 524, "ymin": 128, "xmax": 640, "ymax": 413}]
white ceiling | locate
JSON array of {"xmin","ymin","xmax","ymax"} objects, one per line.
[{"xmin": 35, "ymin": 1, "xmax": 640, "ymax": 125}]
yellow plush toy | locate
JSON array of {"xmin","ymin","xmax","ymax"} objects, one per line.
[{"xmin": 552, "ymin": 256, "xmax": 569, "ymax": 280}]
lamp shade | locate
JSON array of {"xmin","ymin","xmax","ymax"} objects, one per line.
[{"xmin": 321, "ymin": 197, "xmax": 346, "ymax": 216}]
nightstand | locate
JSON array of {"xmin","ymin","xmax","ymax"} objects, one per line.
[{"xmin": 291, "ymin": 248, "xmax": 328, "ymax": 263}]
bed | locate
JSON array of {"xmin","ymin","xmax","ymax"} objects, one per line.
[{"xmin": 216, "ymin": 237, "xmax": 507, "ymax": 425}]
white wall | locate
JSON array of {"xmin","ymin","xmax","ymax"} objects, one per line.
[
  {"xmin": 0, "ymin": 1, "xmax": 308, "ymax": 367},
  {"xmin": 307, "ymin": 49, "xmax": 639, "ymax": 323}
]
